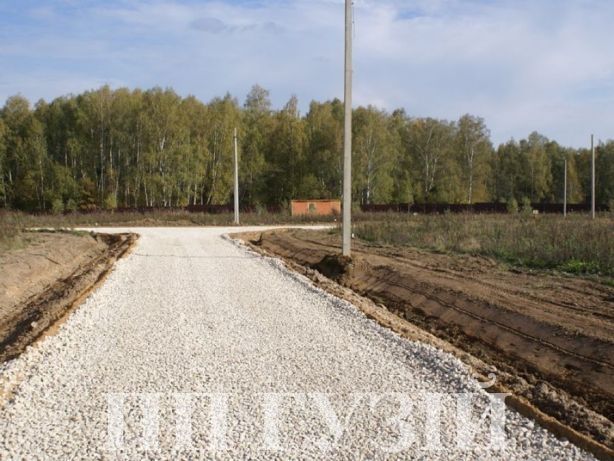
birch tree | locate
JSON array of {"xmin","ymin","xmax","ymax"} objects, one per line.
[
  {"xmin": 2, "ymin": 85, "xmax": 609, "ymax": 211},
  {"xmin": 456, "ymin": 114, "xmax": 491, "ymax": 204},
  {"xmin": 408, "ymin": 118, "xmax": 455, "ymax": 202},
  {"xmin": 353, "ymin": 106, "xmax": 394, "ymax": 204}
]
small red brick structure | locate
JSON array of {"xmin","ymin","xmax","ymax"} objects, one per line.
[{"xmin": 290, "ymin": 199, "xmax": 341, "ymax": 216}]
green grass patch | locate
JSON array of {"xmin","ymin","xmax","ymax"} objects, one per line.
[{"xmin": 352, "ymin": 212, "xmax": 614, "ymax": 277}]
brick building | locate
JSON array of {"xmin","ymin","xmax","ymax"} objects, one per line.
[{"xmin": 290, "ymin": 199, "xmax": 341, "ymax": 216}]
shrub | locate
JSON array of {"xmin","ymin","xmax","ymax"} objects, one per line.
[
  {"xmin": 65, "ymin": 198, "xmax": 78, "ymax": 213},
  {"xmin": 0, "ymin": 212, "xmax": 23, "ymax": 250},
  {"xmin": 279, "ymin": 199, "xmax": 291, "ymax": 216},
  {"xmin": 254, "ymin": 203, "xmax": 266, "ymax": 216},
  {"xmin": 103, "ymin": 194, "xmax": 117, "ymax": 210},
  {"xmin": 51, "ymin": 199, "xmax": 64, "ymax": 215},
  {"xmin": 520, "ymin": 197, "xmax": 533, "ymax": 215},
  {"xmin": 506, "ymin": 198, "xmax": 518, "ymax": 214}
]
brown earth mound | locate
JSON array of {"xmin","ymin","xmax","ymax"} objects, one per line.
[
  {"xmin": 239, "ymin": 228, "xmax": 614, "ymax": 459},
  {"xmin": 0, "ymin": 231, "xmax": 137, "ymax": 362}
]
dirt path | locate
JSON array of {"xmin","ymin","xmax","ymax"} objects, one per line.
[
  {"xmin": 242, "ymin": 228, "xmax": 614, "ymax": 456},
  {"xmin": 0, "ymin": 231, "xmax": 137, "ymax": 362}
]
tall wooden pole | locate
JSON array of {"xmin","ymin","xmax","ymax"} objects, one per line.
[
  {"xmin": 342, "ymin": 0, "xmax": 353, "ymax": 256},
  {"xmin": 591, "ymin": 134, "xmax": 595, "ymax": 219},
  {"xmin": 234, "ymin": 128, "xmax": 239, "ymax": 225}
]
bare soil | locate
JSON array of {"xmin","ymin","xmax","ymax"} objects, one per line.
[
  {"xmin": 239, "ymin": 228, "xmax": 614, "ymax": 458},
  {"xmin": 0, "ymin": 231, "xmax": 137, "ymax": 362}
]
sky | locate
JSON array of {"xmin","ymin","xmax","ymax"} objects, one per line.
[{"xmin": 0, "ymin": 0, "xmax": 612, "ymax": 147}]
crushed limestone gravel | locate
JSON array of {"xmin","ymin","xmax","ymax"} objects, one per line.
[{"xmin": 0, "ymin": 227, "xmax": 594, "ymax": 460}]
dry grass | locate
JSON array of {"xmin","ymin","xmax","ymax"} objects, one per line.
[
  {"xmin": 353, "ymin": 213, "xmax": 614, "ymax": 277},
  {"xmin": 5, "ymin": 209, "xmax": 340, "ymax": 228},
  {"xmin": 0, "ymin": 212, "xmax": 24, "ymax": 251},
  {"xmin": 5, "ymin": 209, "xmax": 612, "ymax": 277}
]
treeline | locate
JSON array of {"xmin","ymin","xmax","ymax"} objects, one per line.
[{"xmin": 0, "ymin": 84, "xmax": 612, "ymax": 212}]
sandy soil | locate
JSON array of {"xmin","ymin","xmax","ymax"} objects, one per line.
[
  {"xmin": 0, "ymin": 231, "xmax": 137, "ymax": 362},
  {"xmin": 242, "ymin": 228, "xmax": 614, "ymax": 455},
  {"xmin": 1, "ymin": 232, "xmax": 106, "ymax": 311}
]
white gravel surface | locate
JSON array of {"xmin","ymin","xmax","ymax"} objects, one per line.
[{"xmin": 0, "ymin": 227, "xmax": 594, "ymax": 460}]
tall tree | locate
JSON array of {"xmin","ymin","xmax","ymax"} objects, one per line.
[
  {"xmin": 241, "ymin": 85, "xmax": 272, "ymax": 206},
  {"xmin": 202, "ymin": 94, "xmax": 240, "ymax": 205},
  {"xmin": 596, "ymin": 141, "xmax": 614, "ymax": 206},
  {"xmin": 388, "ymin": 109, "xmax": 414, "ymax": 205},
  {"xmin": 456, "ymin": 114, "xmax": 492, "ymax": 204},
  {"xmin": 547, "ymin": 142, "xmax": 583, "ymax": 204},
  {"xmin": 1, "ymin": 85, "xmax": 606, "ymax": 212},
  {"xmin": 353, "ymin": 106, "xmax": 394, "ymax": 204},
  {"xmin": 0, "ymin": 118, "xmax": 7, "ymax": 207},
  {"xmin": 303, "ymin": 99, "xmax": 343, "ymax": 199},
  {"xmin": 265, "ymin": 95, "xmax": 307, "ymax": 204},
  {"xmin": 522, "ymin": 132, "xmax": 552, "ymax": 202},
  {"xmin": 407, "ymin": 118, "xmax": 455, "ymax": 203}
]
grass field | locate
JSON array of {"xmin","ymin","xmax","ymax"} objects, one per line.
[
  {"xmin": 2, "ymin": 209, "xmax": 612, "ymax": 277},
  {"xmin": 3, "ymin": 209, "xmax": 338, "ymax": 228},
  {"xmin": 0, "ymin": 209, "xmax": 338, "ymax": 253},
  {"xmin": 353, "ymin": 213, "xmax": 614, "ymax": 277}
]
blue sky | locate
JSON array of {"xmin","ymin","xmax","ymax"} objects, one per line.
[{"xmin": 0, "ymin": 0, "xmax": 612, "ymax": 147}]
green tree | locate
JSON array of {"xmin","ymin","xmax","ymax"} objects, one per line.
[
  {"xmin": 407, "ymin": 118, "xmax": 456, "ymax": 203},
  {"xmin": 353, "ymin": 106, "xmax": 394, "ymax": 204},
  {"xmin": 456, "ymin": 114, "xmax": 492, "ymax": 204},
  {"xmin": 264, "ymin": 95, "xmax": 307, "ymax": 204},
  {"xmin": 0, "ymin": 118, "xmax": 7, "ymax": 207},
  {"xmin": 2, "ymin": 96, "xmax": 49, "ymax": 210},
  {"xmin": 548, "ymin": 142, "xmax": 583, "ymax": 204},
  {"xmin": 491, "ymin": 134, "xmax": 554, "ymax": 204},
  {"xmin": 303, "ymin": 99, "xmax": 343, "ymax": 199},
  {"xmin": 241, "ymin": 85, "xmax": 273, "ymax": 206},
  {"xmin": 388, "ymin": 109, "xmax": 414, "ymax": 205},
  {"xmin": 202, "ymin": 94, "xmax": 240, "ymax": 205},
  {"xmin": 524, "ymin": 132, "xmax": 552, "ymax": 202},
  {"xmin": 1, "ymin": 84, "xmax": 603, "ymax": 212},
  {"xmin": 2, "ymin": 95, "xmax": 32, "ymax": 207},
  {"xmin": 78, "ymin": 85, "xmax": 115, "ymax": 203},
  {"xmin": 596, "ymin": 141, "xmax": 614, "ymax": 206},
  {"xmin": 141, "ymin": 87, "xmax": 183, "ymax": 206}
]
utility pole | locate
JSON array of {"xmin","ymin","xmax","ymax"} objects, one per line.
[
  {"xmin": 591, "ymin": 134, "xmax": 595, "ymax": 219},
  {"xmin": 342, "ymin": 0, "xmax": 353, "ymax": 257},
  {"xmin": 234, "ymin": 128, "xmax": 240, "ymax": 225},
  {"xmin": 563, "ymin": 158, "xmax": 567, "ymax": 217}
]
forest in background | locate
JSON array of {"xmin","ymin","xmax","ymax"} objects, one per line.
[{"xmin": 0, "ymin": 84, "xmax": 612, "ymax": 213}]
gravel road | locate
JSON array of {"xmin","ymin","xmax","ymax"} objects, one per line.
[{"xmin": 0, "ymin": 227, "xmax": 594, "ymax": 460}]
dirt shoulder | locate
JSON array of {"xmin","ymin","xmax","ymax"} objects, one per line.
[
  {"xmin": 237, "ymin": 228, "xmax": 614, "ymax": 459},
  {"xmin": 0, "ymin": 230, "xmax": 137, "ymax": 362}
]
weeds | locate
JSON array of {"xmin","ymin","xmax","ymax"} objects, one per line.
[
  {"xmin": 0, "ymin": 209, "xmax": 340, "ymax": 229},
  {"xmin": 4, "ymin": 209, "xmax": 612, "ymax": 277},
  {"xmin": 0, "ymin": 212, "xmax": 24, "ymax": 251},
  {"xmin": 353, "ymin": 213, "xmax": 614, "ymax": 277}
]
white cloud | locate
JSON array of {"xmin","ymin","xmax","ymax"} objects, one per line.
[
  {"xmin": 349, "ymin": 0, "xmax": 614, "ymax": 146},
  {"xmin": 0, "ymin": 0, "xmax": 612, "ymax": 147}
]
